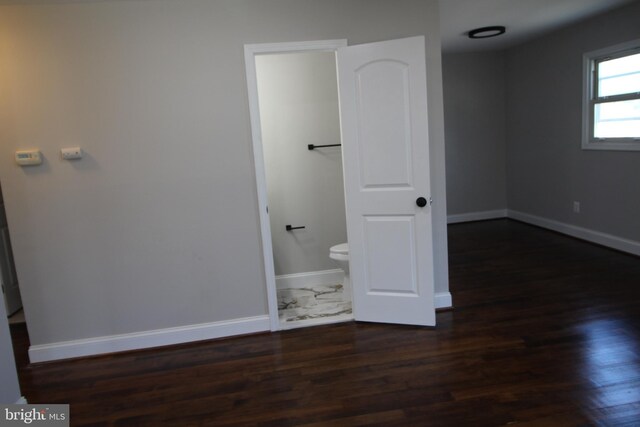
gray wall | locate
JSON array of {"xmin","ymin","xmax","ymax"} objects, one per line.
[
  {"xmin": 506, "ymin": 1, "xmax": 640, "ymax": 242},
  {"xmin": 0, "ymin": 0, "xmax": 448, "ymax": 348},
  {"xmin": 443, "ymin": 52, "xmax": 507, "ymax": 216},
  {"xmin": 257, "ymin": 52, "xmax": 347, "ymax": 276}
]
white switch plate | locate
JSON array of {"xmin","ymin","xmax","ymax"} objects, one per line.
[{"xmin": 61, "ymin": 147, "xmax": 83, "ymax": 160}]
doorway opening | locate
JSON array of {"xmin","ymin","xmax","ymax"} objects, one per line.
[
  {"xmin": 0, "ymin": 182, "xmax": 23, "ymax": 320},
  {"xmin": 245, "ymin": 40, "xmax": 353, "ymax": 331},
  {"xmin": 247, "ymin": 37, "xmax": 437, "ymax": 330}
]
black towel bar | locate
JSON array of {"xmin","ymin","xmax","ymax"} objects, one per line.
[{"xmin": 308, "ymin": 144, "xmax": 342, "ymax": 150}]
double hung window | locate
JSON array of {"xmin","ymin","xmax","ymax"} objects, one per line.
[{"xmin": 583, "ymin": 40, "xmax": 640, "ymax": 150}]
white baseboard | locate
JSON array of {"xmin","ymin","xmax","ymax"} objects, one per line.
[
  {"xmin": 28, "ymin": 315, "xmax": 270, "ymax": 363},
  {"xmin": 15, "ymin": 397, "xmax": 27, "ymax": 404},
  {"xmin": 508, "ymin": 210, "xmax": 640, "ymax": 257},
  {"xmin": 448, "ymin": 209, "xmax": 507, "ymax": 224},
  {"xmin": 276, "ymin": 269, "xmax": 344, "ymax": 289},
  {"xmin": 435, "ymin": 292, "xmax": 452, "ymax": 309}
]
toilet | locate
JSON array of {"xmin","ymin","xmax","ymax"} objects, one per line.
[{"xmin": 329, "ymin": 243, "xmax": 350, "ymax": 300}]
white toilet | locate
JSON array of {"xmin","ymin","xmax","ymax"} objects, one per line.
[{"xmin": 329, "ymin": 243, "xmax": 350, "ymax": 300}]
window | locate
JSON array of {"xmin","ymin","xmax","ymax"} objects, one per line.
[{"xmin": 583, "ymin": 39, "xmax": 640, "ymax": 151}]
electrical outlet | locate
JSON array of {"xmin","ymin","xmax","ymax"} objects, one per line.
[
  {"xmin": 61, "ymin": 147, "xmax": 83, "ymax": 160},
  {"xmin": 573, "ymin": 201, "xmax": 581, "ymax": 214}
]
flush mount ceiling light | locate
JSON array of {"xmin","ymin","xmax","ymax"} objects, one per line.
[{"xmin": 468, "ymin": 26, "xmax": 506, "ymax": 39}]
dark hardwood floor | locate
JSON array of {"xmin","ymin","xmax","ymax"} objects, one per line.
[{"xmin": 10, "ymin": 219, "xmax": 640, "ymax": 426}]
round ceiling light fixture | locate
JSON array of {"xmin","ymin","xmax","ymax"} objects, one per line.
[{"xmin": 468, "ymin": 26, "xmax": 506, "ymax": 39}]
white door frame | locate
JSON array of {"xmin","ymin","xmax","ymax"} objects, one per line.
[{"xmin": 244, "ymin": 39, "xmax": 348, "ymax": 331}]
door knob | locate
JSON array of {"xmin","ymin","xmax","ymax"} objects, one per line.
[{"xmin": 416, "ymin": 197, "xmax": 427, "ymax": 207}]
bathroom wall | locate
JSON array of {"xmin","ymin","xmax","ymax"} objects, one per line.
[
  {"xmin": 0, "ymin": 0, "xmax": 448, "ymax": 358},
  {"xmin": 256, "ymin": 52, "xmax": 347, "ymax": 277}
]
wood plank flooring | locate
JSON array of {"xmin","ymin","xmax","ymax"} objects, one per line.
[{"xmin": 10, "ymin": 219, "xmax": 640, "ymax": 426}]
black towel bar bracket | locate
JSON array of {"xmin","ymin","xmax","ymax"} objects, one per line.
[{"xmin": 308, "ymin": 144, "xmax": 342, "ymax": 150}]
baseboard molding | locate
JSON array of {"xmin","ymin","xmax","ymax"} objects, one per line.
[
  {"xmin": 435, "ymin": 292, "xmax": 452, "ymax": 309},
  {"xmin": 508, "ymin": 210, "xmax": 640, "ymax": 257},
  {"xmin": 276, "ymin": 269, "xmax": 344, "ymax": 289},
  {"xmin": 448, "ymin": 209, "xmax": 508, "ymax": 224},
  {"xmin": 28, "ymin": 315, "xmax": 270, "ymax": 363}
]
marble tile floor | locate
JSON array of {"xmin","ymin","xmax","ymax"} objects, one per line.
[{"xmin": 278, "ymin": 283, "xmax": 352, "ymax": 324}]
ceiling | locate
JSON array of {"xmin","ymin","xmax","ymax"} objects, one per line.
[
  {"xmin": 0, "ymin": 0, "xmax": 635, "ymax": 53},
  {"xmin": 440, "ymin": 0, "xmax": 637, "ymax": 53}
]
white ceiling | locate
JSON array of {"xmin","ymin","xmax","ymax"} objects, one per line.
[
  {"xmin": 440, "ymin": 0, "xmax": 637, "ymax": 53},
  {"xmin": 0, "ymin": 0, "xmax": 635, "ymax": 53}
]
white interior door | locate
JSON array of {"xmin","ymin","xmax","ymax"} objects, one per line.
[{"xmin": 337, "ymin": 36, "xmax": 435, "ymax": 326}]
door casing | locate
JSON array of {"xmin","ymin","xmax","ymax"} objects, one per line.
[{"xmin": 244, "ymin": 39, "xmax": 348, "ymax": 331}]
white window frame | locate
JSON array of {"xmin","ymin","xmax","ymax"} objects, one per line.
[{"xmin": 582, "ymin": 39, "xmax": 640, "ymax": 151}]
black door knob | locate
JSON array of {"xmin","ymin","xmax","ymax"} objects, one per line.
[{"xmin": 416, "ymin": 197, "xmax": 427, "ymax": 207}]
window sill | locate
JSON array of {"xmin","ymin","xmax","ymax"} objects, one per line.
[{"xmin": 582, "ymin": 139, "xmax": 640, "ymax": 151}]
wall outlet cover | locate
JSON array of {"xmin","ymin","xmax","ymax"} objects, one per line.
[{"xmin": 61, "ymin": 147, "xmax": 83, "ymax": 160}]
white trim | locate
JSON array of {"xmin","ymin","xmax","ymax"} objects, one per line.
[
  {"xmin": 276, "ymin": 269, "xmax": 344, "ymax": 290},
  {"xmin": 447, "ymin": 209, "xmax": 507, "ymax": 224},
  {"xmin": 582, "ymin": 38, "xmax": 640, "ymax": 152},
  {"xmin": 28, "ymin": 315, "xmax": 270, "ymax": 363},
  {"xmin": 507, "ymin": 210, "xmax": 640, "ymax": 257},
  {"xmin": 244, "ymin": 39, "xmax": 348, "ymax": 332},
  {"xmin": 15, "ymin": 397, "xmax": 27, "ymax": 404},
  {"xmin": 435, "ymin": 292, "xmax": 452, "ymax": 309},
  {"xmin": 580, "ymin": 140, "xmax": 640, "ymax": 151},
  {"xmin": 244, "ymin": 39, "xmax": 349, "ymax": 55}
]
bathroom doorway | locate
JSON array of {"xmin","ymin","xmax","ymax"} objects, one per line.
[
  {"xmin": 246, "ymin": 37, "xmax": 437, "ymax": 332},
  {"xmin": 253, "ymin": 46, "xmax": 353, "ymax": 330},
  {"xmin": 0, "ymin": 182, "xmax": 22, "ymax": 317}
]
